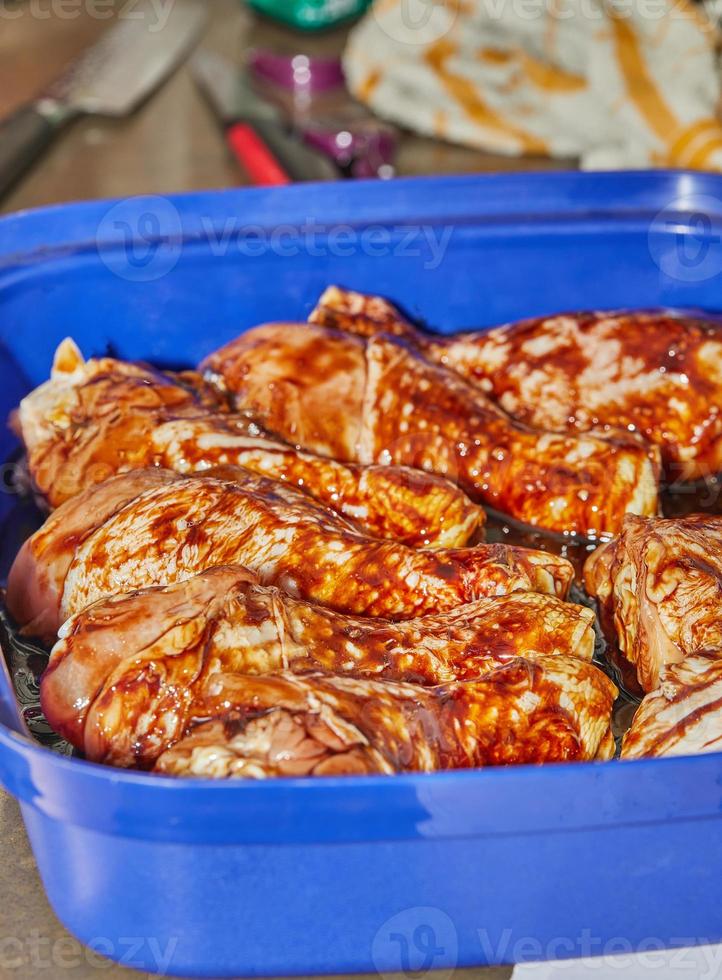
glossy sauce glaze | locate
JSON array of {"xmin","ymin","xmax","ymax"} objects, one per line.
[
  {"xmin": 4, "ymin": 435, "xmax": 722, "ymax": 765},
  {"xmin": 2, "ymin": 474, "xmax": 710, "ymax": 761},
  {"xmin": 154, "ymin": 658, "xmax": 617, "ymax": 778},
  {"xmin": 203, "ymin": 323, "xmax": 661, "ymax": 539},
  {"xmin": 154, "ymin": 418, "xmax": 485, "ymax": 549},
  {"xmin": 17, "ymin": 343, "xmax": 486, "ymax": 552},
  {"xmin": 4, "ymin": 461, "xmax": 577, "ymax": 668},
  {"xmin": 311, "ymin": 288, "xmax": 722, "ymax": 484},
  {"xmin": 18, "ymin": 350, "xmax": 227, "ymax": 507},
  {"xmin": 487, "ymin": 476, "xmax": 722, "ymax": 703},
  {"xmin": 39, "ymin": 568, "xmax": 597, "ymax": 769},
  {"xmin": 621, "ymin": 652, "xmax": 722, "ymax": 758}
]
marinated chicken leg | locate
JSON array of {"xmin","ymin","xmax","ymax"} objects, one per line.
[
  {"xmin": 585, "ymin": 514, "xmax": 722, "ymax": 692},
  {"xmin": 154, "ymin": 661, "xmax": 618, "ymax": 778},
  {"xmin": 6, "ymin": 468, "xmax": 180, "ymax": 642},
  {"xmin": 41, "ymin": 565, "xmax": 596, "ymax": 767},
  {"xmin": 202, "ymin": 323, "xmax": 660, "ymax": 537},
  {"xmin": 9, "ymin": 468, "xmax": 573, "ymax": 638},
  {"xmin": 15, "ymin": 338, "xmax": 225, "ymax": 507},
  {"xmin": 152, "ymin": 415, "xmax": 482, "ymax": 548},
  {"xmin": 310, "ymin": 286, "xmax": 418, "ymax": 341},
  {"xmin": 16, "ymin": 340, "xmax": 482, "ymax": 548},
  {"xmin": 622, "ymin": 653, "xmax": 722, "ymax": 759},
  {"xmin": 311, "ymin": 287, "xmax": 722, "ymax": 482}
]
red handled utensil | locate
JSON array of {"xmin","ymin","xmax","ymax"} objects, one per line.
[
  {"xmin": 225, "ymin": 124, "xmax": 291, "ymax": 186},
  {"xmin": 191, "ymin": 50, "xmax": 337, "ymax": 185}
]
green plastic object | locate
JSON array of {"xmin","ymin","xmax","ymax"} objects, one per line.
[{"xmin": 246, "ymin": 0, "xmax": 372, "ymax": 30}]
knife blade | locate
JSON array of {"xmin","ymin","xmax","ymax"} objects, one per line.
[
  {"xmin": 0, "ymin": 0, "xmax": 206, "ymax": 199},
  {"xmin": 191, "ymin": 49, "xmax": 338, "ymax": 186}
]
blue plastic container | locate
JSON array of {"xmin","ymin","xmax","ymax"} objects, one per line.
[{"xmin": 1, "ymin": 172, "xmax": 722, "ymax": 978}]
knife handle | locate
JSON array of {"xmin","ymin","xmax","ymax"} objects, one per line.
[
  {"xmin": 0, "ymin": 105, "xmax": 60, "ymax": 199},
  {"xmin": 251, "ymin": 118, "xmax": 338, "ymax": 183},
  {"xmin": 226, "ymin": 123, "xmax": 291, "ymax": 187}
]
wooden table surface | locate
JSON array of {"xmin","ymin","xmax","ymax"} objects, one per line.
[
  {"xmin": 0, "ymin": 0, "xmax": 569, "ymax": 213},
  {"xmin": 0, "ymin": 2, "xmax": 570, "ymax": 976}
]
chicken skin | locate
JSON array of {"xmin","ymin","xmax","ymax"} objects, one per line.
[
  {"xmin": 6, "ymin": 468, "xmax": 179, "ymax": 642},
  {"xmin": 15, "ymin": 338, "xmax": 224, "ymax": 507},
  {"xmin": 585, "ymin": 514, "xmax": 722, "ymax": 692},
  {"xmin": 152, "ymin": 415, "xmax": 482, "ymax": 548},
  {"xmin": 16, "ymin": 340, "xmax": 481, "ymax": 549},
  {"xmin": 9, "ymin": 468, "xmax": 573, "ymax": 639},
  {"xmin": 622, "ymin": 653, "xmax": 722, "ymax": 759},
  {"xmin": 311, "ymin": 287, "xmax": 722, "ymax": 482},
  {"xmin": 154, "ymin": 661, "xmax": 617, "ymax": 778},
  {"xmin": 201, "ymin": 323, "xmax": 660, "ymax": 538},
  {"xmin": 40, "ymin": 565, "xmax": 596, "ymax": 767}
]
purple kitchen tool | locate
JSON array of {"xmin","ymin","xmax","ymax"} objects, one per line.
[
  {"xmin": 248, "ymin": 50, "xmax": 346, "ymax": 94},
  {"xmin": 248, "ymin": 48, "xmax": 398, "ymax": 177},
  {"xmin": 304, "ymin": 122, "xmax": 396, "ymax": 178}
]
